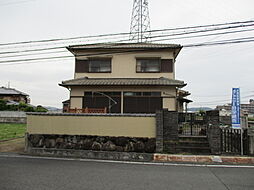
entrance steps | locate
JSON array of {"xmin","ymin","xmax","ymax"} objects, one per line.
[{"xmin": 173, "ymin": 136, "xmax": 211, "ymax": 154}]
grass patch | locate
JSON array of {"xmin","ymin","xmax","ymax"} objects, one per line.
[{"xmin": 0, "ymin": 123, "xmax": 26, "ymax": 141}]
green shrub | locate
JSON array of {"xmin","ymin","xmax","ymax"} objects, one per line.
[
  {"xmin": 6, "ymin": 104, "xmax": 19, "ymax": 111},
  {"xmin": 18, "ymin": 102, "xmax": 27, "ymax": 111},
  {"xmin": 0, "ymin": 100, "xmax": 47, "ymax": 112},
  {"xmin": 0, "ymin": 99, "xmax": 7, "ymax": 110},
  {"xmin": 35, "ymin": 105, "xmax": 48, "ymax": 112},
  {"xmin": 24, "ymin": 106, "xmax": 35, "ymax": 112}
]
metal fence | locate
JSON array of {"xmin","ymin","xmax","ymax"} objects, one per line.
[
  {"xmin": 220, "ymin": 128, "xmax": 249, "ymax": 155},
  {"xmin": 178, "ymin": 113, "xmax": 207, "ymax": 136}
]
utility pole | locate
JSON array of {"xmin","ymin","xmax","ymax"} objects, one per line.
[{"xmin": 130, "ymin": 0, "xmax": 151, "ymax": 42}]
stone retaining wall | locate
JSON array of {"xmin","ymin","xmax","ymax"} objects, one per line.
[
  {"xmin": 26, "ymin": 134, "xmax": 156, "ymax": 153},
  {"xmin": 27, "ymin": 148, "xmax": 154, "ymax": 162}
]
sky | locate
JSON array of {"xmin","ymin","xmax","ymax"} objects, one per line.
[{"xmin": 0, "ymin": 0, "xmax": 253, "ymax": 108}]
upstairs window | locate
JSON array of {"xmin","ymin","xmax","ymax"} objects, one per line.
[
  {"xmin": 136, "ymin": 58, "xmax": 160, "ymax": 73},
  {"xmin": 75, "ymin": 58, "xmax": 111, "ymax": 73},
  {"xmin": 89, "ymin": 58, "xmax": 111, "ymax": 73},
  {"xmin": 136, "ymin": 58, "xmax": 173, "ymax": 73}
]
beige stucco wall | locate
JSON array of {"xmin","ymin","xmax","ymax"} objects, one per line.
[
  {"xmin": 70, "ymin": 97, "xmax": 83, "ymax": 109},
  {"xmin": 69, "ymin": 86, "xmax": 177, "ymax": 111},
  {"xmin": 163, "ymin": 98, "xmax": 176, "ymax": 111},
  {"xmin": 74, "ymin": 51, "xmax": 175, "ymax": 79},
  {"xmin": 27, "ymin": 115, "xmax": 156, "ymax": 138}
]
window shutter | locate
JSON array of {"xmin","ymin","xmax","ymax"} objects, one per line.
[
  {"xmin": 161, "ymin": 59, "xmax": 173, "ymax": 73},
  {"xmin": 75, "ymin": 59, "xmax": 89, "ymax": 73}
]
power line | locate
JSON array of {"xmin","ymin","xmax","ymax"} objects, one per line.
[
  {"xmin": 1, "ymin": 25, "xmax": 254, "ymax": 60},
  {"xmin": 0, "ymin": 20, "xmax": 253, "ymax": 47},
  {"xmin": 194, "ymin": 94, "xmax": 254, "ymax": 104},
  {"xmin": 1, "ymin": 22, "xmax": 254, "ymax": 57},
  {"xmin": 0, "ymin": 22, "xmax": 254, "ymax": 65},
  {"xmin": 0, "ymin": 48, "xmax": 179, "ymax": 64},
  {"xmin": 193, "ymin": 90, "xmax": 254, "ymax": 98},
  {"xmin": 0, "ymin": 50, "xmax": 67, "ymax": 59},
  {"xmin": 147, "ymin": 27, "xmax": 254, "ymax": 42},
  {"xmin": 0, "ymin": 0, "xmax": 35, "ymax": 7},
  {"xmin": 147, "ymin": 23, "xmax": 254, "ymax": 40},
  {"xmin": 1, "ymin": 36, "xmax": 254, "ymax": 65},
  {"xmin": 183, "ymin": 37, "xmax": 254, "ymax": 48},
  {"xmin": 0, "ymin": 46, "xmax": 66, "ymax": 55}
]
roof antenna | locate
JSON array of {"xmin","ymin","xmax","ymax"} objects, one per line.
[{"xmin": 130, "ymin": 0, "xmax": 151, "ymax": 43}]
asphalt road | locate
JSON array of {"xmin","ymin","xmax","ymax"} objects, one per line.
[{"xmin": 0, "ymin": 154, "xmax": 254, "ymax": 190}]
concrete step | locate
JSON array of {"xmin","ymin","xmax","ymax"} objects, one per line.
[
  {"xmin": 174, "ymin": 136, "xmax": 211, "ymax": 154},
  {"xmin": 177, "ymin": 141, "xmax": 210, "ymax": 148},
  {"xmin": 179, "ymin": 136, "xmax": 208, "ymax": 142}
]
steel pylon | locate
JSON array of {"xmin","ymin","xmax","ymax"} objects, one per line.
[{"xmin": 130, "ymin": 0, "xmax": 151, "ymax": 42}]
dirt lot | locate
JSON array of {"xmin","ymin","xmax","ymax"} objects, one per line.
[{"xmin": 0, "ymin": 138, "xmax": 25, "ymax": 153}]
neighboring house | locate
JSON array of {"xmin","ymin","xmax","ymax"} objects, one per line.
[
  {"xmin": 62, "ymin": 100, "xmax": 70, "ymax": 113},
  {"xmin": 0, "ymin": 87, "xmax": 30, "ymax": 104},
  {"xmin": 60, "ymin": 43, "xmax": 191, "ymax": 114},
  {"xmin": 216, "ymin": 99, "xmax": 254, "ymax": 116},
  {"xmin": 177, "ymin": 89, "xmax": 192, "ymax": 112}
]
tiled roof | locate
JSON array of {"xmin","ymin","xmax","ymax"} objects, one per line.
[
  {"xmin": 178, "ymin": 89, "xmax": 191, "ymax": 97},
  {"xmin": 62, "ymin": 99, "xmax": 70, "ymax": 104},
  {"xmin": 178, "ymin": 97, "xmax": 193, "ymax": 103},
  {"xmin": 60, "ymin": 77, "xmax": 186, "ymax": 87},
  {"xmin": 0, "ymin": 87, "xmax": 28, "ymax": 96},
  {"xmin": 68, "ymin": 43, "xmax": 182, "ymax": 50}
]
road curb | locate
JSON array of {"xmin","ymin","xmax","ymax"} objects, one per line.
[{"xmin": 154, "ymin": 154, "xmax": 254, "ymax": 164}]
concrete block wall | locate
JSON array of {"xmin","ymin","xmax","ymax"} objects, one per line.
[{"xmin": 0, "ymin": 111, "xmax": 26, "ymax": 123}]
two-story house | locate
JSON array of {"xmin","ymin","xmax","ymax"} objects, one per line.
[
  {"xmin": 60, "ymin": 43, "xmax": 191, "ymax": 113},
  {"xmin": 0, "ymin": 87, "xmax": 30, "ymax": 104}
]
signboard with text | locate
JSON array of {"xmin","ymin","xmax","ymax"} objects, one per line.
[{"xmin": 231, "ymin": 88, "xmax": 241, "ymax": 129}]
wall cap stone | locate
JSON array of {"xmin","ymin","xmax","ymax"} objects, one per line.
[{"xmin": 26, "ymin": 112, "xmax": 156, "ymax": 117}]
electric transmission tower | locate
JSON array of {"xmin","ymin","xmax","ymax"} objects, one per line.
[{"xmin": 130, "ymin": 0, "xmax": 151, "ymax": 42}]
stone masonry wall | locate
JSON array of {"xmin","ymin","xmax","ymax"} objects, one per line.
[
  {"xmin": 207, "ymin": 126, "xmax": 221, "ymax": 155},
  {"xmin": 26, "ymin": 134, "xmax": 156, "ymax": 153},
  {"xmin": 155, "ymin": 110, "xmax": 179, "ymax": 153},
  {"xmin": 155, "ymin": 110, "xmax": 163, "ymax": 153},
  {"xmin": 248, "ymin": 127, "xmax": 254, "ymax": 155},
  {"xmin": 206, "ymin": 110, "xmax": 221, "ymax": 154}
]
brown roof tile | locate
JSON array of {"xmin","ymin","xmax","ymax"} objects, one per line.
[
  {"xmin": 68, "ymin": 43, "xmax": 182, "ymax": 50},
  {"xmin": 60, "ymin": 77, "xmax": 186, "ymax": 87}
]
